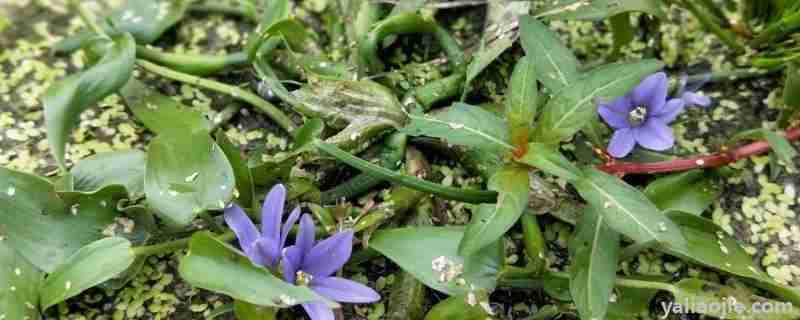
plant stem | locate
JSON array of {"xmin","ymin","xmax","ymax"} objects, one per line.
[
  {"xmin": 70, "ymin": 0, "xmax": 106, "ymax": 37},
  {"xmin": 685, "ymin": 66, "xmax": 784, "ymax": 84},
  {"xmin": 136, "ymin": 45, "xmax": 249, "ymax": 76},
  {"xmin": 132, "ymin": 231, "xmax": 234, "ymax": 257},
  {"xmin": 136, "ymin": 59, "xmax": 296, "ymax": 132},
  {"xmin": 597, "ymin": 126, "xmax": 800, "ymax": 176},
  {"xmin": 680, "ymin": 0, "xmax": 745, "ymax": 52}
]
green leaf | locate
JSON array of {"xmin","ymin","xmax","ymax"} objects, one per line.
[
  {"xmin": 532, "ymin": 59, "xmax": 663, "ymax": 143},
  {"xmin": 644, "ymin": 170, "xmax": 720, "ymax": 215},
  {"xmin": 69, "ymin": 150, "xmax": 147, "ymax": 199},
  {"xmin": 109, "ymin": 0, "xmax": 190, "ymax": 44},
  {"xmin": 568, "ymin": 206, "xmax": 619, "ymax": 320},
  {"xmin": 465, "ymin": 1, "xmax": 530, "ymax": 89},
  {"xmin": 535, "ymin": 0, "xmax": 666, "ymax": 21},
  {"xmin": 506, "ymin": 56, "xmax": 538, "ymax": 144},
  {"xmin": 370, "ymin": 227, "xmax": 503, "ymax": 296},
  {"xmin": 516, "ymin": 143, "xmax": 582, "ymax": 182},
  {"xmin": 401, "ymin": 103, "xmax": 513, "ymax": 153},
  {"xmin": 518, "ymin": 16, "xmax": 581, "ymax": 93},
  {"xmin": 233, "ymin": 300, "xmax": 278, "ymax": 320},
  {"xmin": 780, "ymin": 61, "xmax": 800, "ymax": 127},
  {"xmin": 39, "ymin": 237, "xmax": 135, "ymax": 310},
  {"xmin": 144, "ymin": 130, "xmax": 235, "ymax": 226},
  {"xmin": 178, "ymin": 232, "xmax": 331, "ymax": 308},
  {"xmin": 0, "ymin": 167, "xmax": 118, "ymax": 272},
  {"xmin": 610, "ymin": 13, "xmax": 636, "ymax": 57},
  {"xmin": 0, "ymin": 241, "xmax": 43, "ymax": 319},
  {"xmin": 215, "ymin": 131, "xmax": 255, "ymax": 209},
  {"xmin": 120, "ymin": 79, "xmax": 211, "ymax": 134},
  {"xmin": 466, "ymin": 37, "xmax": 514, "ymax": 87},
  {"xmin": 387, "ymin": 272, "xmax": 426, "ymax": 320},
  {"xmin": 424, "ymin": 295, "xmax": 490, "ymax": 320},
  {"xmin": 572, "ymin": 168, "xmax": 686, "ymax": 248},
  {"xmin": 44, "ymin": 33, "xmax": 136, "ymax": 169},
  {"xmin": 731, "ymin": 129, "xmax": 798, "ymax": 170},
  {"xmin": 670, "ymin": 278, "xmax": 800, "ymax": 319},
  {"xmin": 459, "ymin": 166, "xmax": 530, "ymax": 256},
  {"xmin": 607, "ymin": 286, "xmax": 659, "ymax": 319},
  {"xmin": 292, "ymin": 118, "xmax": 325, "ymax": 152}
]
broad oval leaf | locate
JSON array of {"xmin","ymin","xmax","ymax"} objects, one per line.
[
  {"xmin": 145, "ymin": 130, "xmax": 235, "ymax": 226},
  {"xmin": 44, "ymin": 33, "xmax": 136, "ymax": 169},
  {"xmin": 69, "ymin": 149, "xmax": 147, "ymax": 199},
  {"xmin": 370, "ymin": 227, "xmax": 503, "ymax": 296},
  {"xmin": 535, "ymin": 0, "xmax": 666, "ymax": 21},
  {"xmin": 670, "ymin": 278, "xmax": 800, "ymax": 320},
  {"xmin": 40, "ymin": 237, "xmax": 135, "ymax": 310},
  {"xmin": 573, "ymin": 168, "xmax": 686, "ymax": 249},
  {"xmin": 506, "ymin": 56, "xmax": 538, "ymax": 144},
  {"xmin": 519, "ymin": 16, "xmax": 580, "ymax": 93},
  {"xmin": 568, "ymin": 206, "xmax": 619, "ymax": 320},
  {"xmin": 178, "ymin": 232, "xmax": 332, "ymax": 308},
  {"xmin": 401, "ymin": 103, "xmax": 513, "ymax": 153},
  {"xmin": 0, "ymin": 167, "xmax": 118, "ymax": 272},
  {"xmin": 532, "ymin": 59, "xmax": 663, "ymax": 143},
  {"xmin": 644, "ymin": 170, "xmax": 719, "ymax": 215},
  {"xmin": 459, "ymin": 165, "xmax": 530, "ymax": 256},
  {"xmin": 516, "ymin": 143, "xmax": 582, "ymax": 182},
  {"xmin": 0, "ymin": 241, "xmax": 43, "ymax": 319},
  {"xmin": 120, "ymin": 79, "xmax": 211, "ymax": 134},
  {"xmin": 109, "ymin": 0, "xmax": 190, "ymax": 44}
]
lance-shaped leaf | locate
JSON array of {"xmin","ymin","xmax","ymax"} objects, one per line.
[
  {"xmin": 109, "ymin": 0, "xmax": 190, "ymax": 44},
  {"xmin": 179, "ymin": 232, "xmax": 332, "ymax": 308},
  {"xmin": 516, "ymin": 143, "xmax": 582, "ymax": 182},
  {"xmin": 568, "ymin": 206, "xmax": 619, "ymax": 320},
  {"xmin": 572, "ymin": 168, "xmax": 686, "ymax": 249},
  {"xmin": 120, "ymin": 79, "xmax": 211, "ymax": 134},
  {"xmin": 44, "ymin": 33, "xmax": 136, "ymax": 169},
  {"xmin": 506, "ymin": 56, "xmax": 538, "ymax": 145},
  {"xmin": 0, "ymin": 241, "xmax": 43, "ymax": 319},
  {"xmin": 459, "ymin": 165, "xmax": 530, "ymax": 255},
  {"xmin": 0, "ymin": 167, "xmax": 118, "ymax": 272},
  {"xmin": 370, "ymin": 227, "xmax": 503, "ymax": 296},
  {"xmin": 519, "ymin": 16, "xmax": 580, "ymax": 93},
  {"xmin": 532, "ymin": 59, "xmax": 663, "ymax": 143},
  {"xmin": 68, "ymin": 150, "xmax": 147, "ymax": 199},
  {"xmin": 644, "ymin": 170, "xmax": 719, "ymax": 215},
  {"xmin": 780, "ymin": 61, "xmax": 800, "ymax": 127},
  {"xmin": 535, "ymin": 0, "xmax": 666, "ymax": 21},
  {"xmin": 401, "ymin": 103, "xmax": 513, "ymax": 154},
  {"xmin": 144, "ymin": 130, "xmax": 235, "ymax": 226},
  {"xmin": 39, "ymin": 237, "xmax": 135, "ymax": 310},
  {"xmin": 669, "ymin": 278, "xmax": 800, "ymax": 320},
  {"xmin": 465, "ymin": 1, "xmax": 531, "ymax": 89}
]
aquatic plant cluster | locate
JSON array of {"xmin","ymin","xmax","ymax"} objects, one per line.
[{"xmin": 2, "ymin": 0, "xmax": 800, "ymax": 319}]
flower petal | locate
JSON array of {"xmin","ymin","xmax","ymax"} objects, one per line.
[
  {"xmin": 224, "ymin": 205, "xmax": 259, "ymax": 253},
  {"xmin": 255, "ymin": 237, "xmax": 280, "ymax": 268},
  {"xmin": 311, "ymin": 277, "xmax": 381, "ymax": 303},
  {"xmin": 681, "ymin": 91, "xmax": 711, "ymax": 108},
  {"xmin": 297, "ymin": 214, "xmax": 316, "ymax": 258},
  {"xmin": 281, "ymin": 206, "xmax": 302, "ymax": 250},
  {"xmin": 302, "ymin": 231, "xmax": 354, "ymax": 278},
  {"xmin": 631, "ymin": 72, "xmax": 667, "ymax": 112},
  {"xmin": 652, "ymin": 98, "xmax": 685, "ymax": 124},
  {"xmin": 607, "ymin": 128, "xmax": 636, "ymax": 158},
  {"xmin": 282, "ymin": 245, "xmax": 302, "ymax": 284},
  {"xmin": 301, "ymin": 302, "xmax": 335, "ymax": 320},
  {"xmin": 247, "ymin": 238, "xmax": 272, "ymax": 267},
  {"xmin": 261, "ymin": 184, "xmax": 286, "ymax": 243},
  {"xmin": 634, "ymin": 119, "xmax": 675, "ymax": 151},
  {"xmin": 598, "ymin": 96, "xmax": 632, "ymax": 129}
]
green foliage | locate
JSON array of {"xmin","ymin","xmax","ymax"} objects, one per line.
[
  {"xmin": 401, "ymin": 103, "xmax": 513, "ymax": 153},
  {"xmin": 424, "ymin": 295, "xmax": 490, "ymax": 320},
  {"xmin": 68, "ymin": 149, "xmax": 147, "ymax": 199},
  {"xmin": 519, "ymin": 16, "xmax": 581, "ymax": 93},
  {"xmin": 0, "ymin": 241, "xmax": 43, "ymax": 319},
  {"xmin": 568, "ymin": 206, "xmax": 619, "ymax": 320},
  {"xmin": 644, "ymin": 170, "xmax": 720, "ymax": 215},
  {"xmin": 108, "ymin": 0, "xmax": 190, "ymax": 44},
  {"xmin": 120, "ymin": 79, "xmax": 211, "ymax": 134},
  {"xmin": 535, "ymin": 0, "xmax": 666, "ymax": 21},
  {"xmin": 505, "ymin": 56, "xmax": 538, "ymax": 145},
  {"xmin": 516, "ymin": 143, "xmax": 582, "ymax": 182}
]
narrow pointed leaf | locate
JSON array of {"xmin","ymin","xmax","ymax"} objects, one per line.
[
  {"xmin": 516, "ymin": 143, "xmax": 582, "ymax": 181},
  {"xmin": 370, "ymin": 227, "xmax": 502, "ymax": 296},
  {"xmin": 532, "ymin": 59, "xmax": 663, "ymax": 143},
  {"xmin": 573, "ymin": 168, "xmax": 686, "ymax": 248},
  {"xmin": 568, "ymin": 206, "xmax": 619, "ymax": 320},
  {"xmin": 506, "ymin": 56, "xmax": 538, "ymax": 144},
  {"xmin": 519, "ymin": 16, "xmax": 580, "ymax": 93},
  {"xmin": 40, "ymin": 237, "xmax": 135, "ymax": 310},
  {"xmin": 459, "ymin": 165, "xmax": 530, "ymax": 255},
  {"xmin": 535, "ymin": 0, "xmax": 666, "ymax": 21},
  {"xmin": 44, "ymin": 33, "xmax": 136, "ymax": 169},
  {"xmin": 401, "ymin": 103, "xmax": 513, "ymax": 153}
]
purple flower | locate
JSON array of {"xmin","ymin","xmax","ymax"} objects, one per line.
[
  {"xmin": 282, "ymin": 215, "xmax": 381, "ymax": 320},
  {"xmin": 224, "ymin": 184, "xmax": 300, "ymax": 268},
  {"xmin": 598, "ymin": 72, "xmax": 710, "ymax": 158}
]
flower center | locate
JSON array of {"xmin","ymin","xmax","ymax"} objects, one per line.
[
  {"xmin": 628, "ymin": 106, "xmax": 648, "ymax": 127},
  {"xmin": 296, "ymin": 270, "xmax": 313, "ymax": 286}
]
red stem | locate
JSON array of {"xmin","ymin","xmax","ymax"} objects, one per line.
[{"xmin": 597, "ymin": 127, "xmax": 800, "ymax": 176}]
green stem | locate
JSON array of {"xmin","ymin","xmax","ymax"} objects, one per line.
[
  {"xmin": 405, "ymin": 72, "xmax": 465, "ymax": 111},
  {"xmin": 136, "ymin": 59, "xmax": 296, "ymax": 133},
  {"xmin": 751, "ymin": 10, "xmax": 800, "ymax": 47},
  {"xmin": 681, "ymin": 0, "xmax": 744, "ymax": 52},
  {"xmin": 315, "ymin": 141, "xmax": 498, "ymax": 203},
  {"xmin": 137, "ymin": 45, "xmax": 249, "ymax": 76},
  {"xmin": 70, "ymin": 0, "xmax": 107, "ymax": 37},
  {"xmin": 685, "ymin": 66, "xmax": 784, "ymax": 83},
  {"xmin": 133, "ymin": 231, "xmax": 235, "ymax": 257},
  {"xmin": 498, "ymin": 270, "xmax": 675, "ymax": 292},
  {"xmin": 520, "ymin": 214, "xmax": 547, "ymax": 274}
]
